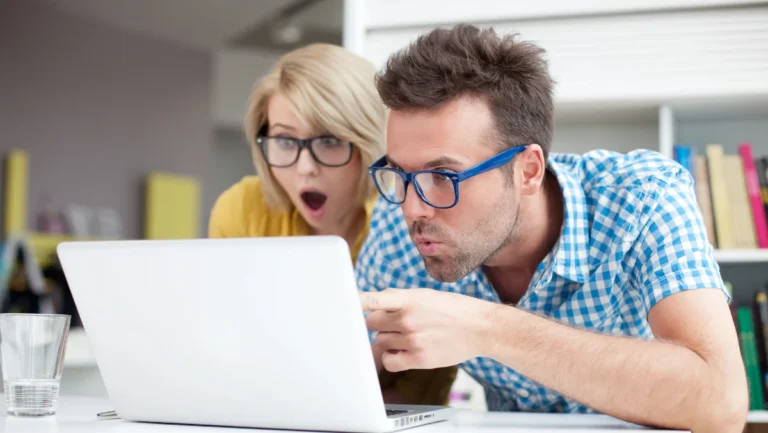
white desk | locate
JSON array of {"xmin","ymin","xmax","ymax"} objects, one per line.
[{"xmin": 0, "ymin": 396, "xmax": 687, "ymax": 433}]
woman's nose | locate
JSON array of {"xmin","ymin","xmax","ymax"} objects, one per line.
[{"xmin": 295, "ymin": 146, "xmax": 320, "ymax": 176}]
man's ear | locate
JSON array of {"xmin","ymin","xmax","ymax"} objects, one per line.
[{"xmin": 517, "ymin": 144, "xmax": 546, "ymax": 195}]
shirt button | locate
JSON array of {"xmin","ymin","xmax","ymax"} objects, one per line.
[{"xmin": 518, "ymin": 388, "xmax": 530, "ymax": 398}]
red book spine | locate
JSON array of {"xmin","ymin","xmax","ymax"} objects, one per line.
[{"xmin": 739, "ymin": 143, "xmax": 768, "ymax": 248}]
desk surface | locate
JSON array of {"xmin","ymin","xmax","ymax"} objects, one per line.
[{"xmin": 0, "ymin": 396, "xmax": 687, "ymax": 433}]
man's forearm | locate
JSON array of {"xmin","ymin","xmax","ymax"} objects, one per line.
[{"xmin": 482, "ymin": 305, "xmax": 743, "ymax": 433}]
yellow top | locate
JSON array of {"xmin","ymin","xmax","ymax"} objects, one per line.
[{"xmin": 208, "ymin": 176, "xmax": 458, "ymax": 405}]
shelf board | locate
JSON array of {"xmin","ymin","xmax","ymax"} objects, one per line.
[
  {"xmin": 749, "ymin": 411, "xmax": 768, "ymax": 423},
  {"xmin": 553, "ymin": 92, "xmax": 768, "ymax": 127},
  {"xmin": 712, "ymin": 249, "xmax": 768, "ymax": 263}
]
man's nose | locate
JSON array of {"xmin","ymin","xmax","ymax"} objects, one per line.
[
  {"xmin": 401, "ymin": 184, "xmax": 435, "ymax": 222},
  {"xmin": 295, "ymin": 146, "xmax": 319, "ymax": 176}
]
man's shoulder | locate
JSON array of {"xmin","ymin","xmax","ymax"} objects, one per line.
[
  {"xmin": 551, "ymin": 149, "xmax": 693, "ymax": 210},
  {"xmin": 550, "ymin": 148, "xmax": 696, "ymax": 258},
  {"xmin": 550, "ymin": 149, "xmax": 682, "ymax": 181}
]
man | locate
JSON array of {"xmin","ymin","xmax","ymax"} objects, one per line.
[{"xmin": 356, "ymin": 24, "xmax": 747, "ymax": 433}]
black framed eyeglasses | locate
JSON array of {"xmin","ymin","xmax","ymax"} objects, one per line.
[
  {"xmin": 368, "ymin": 145, "xmax": 529, "ymax": 209},
  {"xmin": 256, "ymin": 135, "xmax": 354, "ymax": 168}
]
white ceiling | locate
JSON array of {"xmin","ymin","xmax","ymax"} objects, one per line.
[{"xmin": 48, "ymin": 0, "xmax": 343, "ymax": 51}]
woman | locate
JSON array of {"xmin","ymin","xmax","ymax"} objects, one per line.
[{"xmin": 208, "ymin": 43, "xmax": 456, "ymax": 405}]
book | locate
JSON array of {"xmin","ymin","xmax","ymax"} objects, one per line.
[
  {"xmin": 706, "ymin": 145, "xmax": 734, "ymax": 249},
  {"xmin": 758, "ymin": 157, "xmax": 768, "ymax": 223},
  {"xmin": 739, "ymin": 143, "xmax": 768, "ymax": 248},
  {"xmin": 673, "ymin": 145, "xmax": 694, "ymax": 179},
  {"xmin": 694, "ymin": 155, "xmax": 717, "ymax": 247},
  {"xmin": 755, "ymin": 292, "xmax": 768, "ymax": 383},
  {"xmin": 738, "ymin": 307, "xmax": 765, "ymax": 410},
  {"xmin": 723, "ymin": 155, "xmax": 757, "ymax": 249}
]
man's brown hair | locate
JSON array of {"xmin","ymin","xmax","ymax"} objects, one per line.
[{"xmin": 376, "ymin": 24, "xmax": 554, "ymax": 159}]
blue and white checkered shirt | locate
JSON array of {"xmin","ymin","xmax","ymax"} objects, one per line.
[{"xmin": 355, "ymin": 149, "xmax": 727, "ymax": 413}]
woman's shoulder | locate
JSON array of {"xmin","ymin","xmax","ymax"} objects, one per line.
[
  {"xmin": 229, "ymin": 175, "xmax": 265, "ymax": 200},
  {"xmin": 208, "ymin": 176, "xmax": 273, "ymax": 238},
  {"xmin": 216, "ymin": 175, "xmax": 269, "ymax": 212}
]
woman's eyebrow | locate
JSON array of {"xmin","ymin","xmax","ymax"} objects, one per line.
[{"xmin": 270, "ymin": 123, "xmax": 296, "ymax": 131}]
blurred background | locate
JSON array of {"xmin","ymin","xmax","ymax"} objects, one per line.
[
  {"xmin": 1, "ymin": 0, "xmax": 767, "ymax": 415},
  {"xmin": 1, "ymin": 0, "xmax": 344, "ymax": 244}
]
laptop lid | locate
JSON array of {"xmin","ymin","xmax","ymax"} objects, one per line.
[{"xmin": 58, "ymin": 236, "xmax": 390, "ymax": 432}]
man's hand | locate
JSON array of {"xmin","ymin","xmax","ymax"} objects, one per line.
[{"xmin": 361, "ymin": 289, "xmax": 494, "ymax": 372}]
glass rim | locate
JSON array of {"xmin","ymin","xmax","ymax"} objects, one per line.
[
  {"xmin": 373, "ymin": 170, "xmax": 458, "ymax": 209},
  {"xmin": 0, "ymin": 313, "xmax": 71, "ymax": 319},
  {"xmin": 258, "ymin": 138, "xmax": 355, "ymax": 168}
]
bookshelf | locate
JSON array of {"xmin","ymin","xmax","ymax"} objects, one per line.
[
  {"xmin": 749, "ymin": 411, "xmax": 768, "ymax": 423},
  {"xmin": 714, "ymin": 250, "xmax": 768, "ymax": 264}
]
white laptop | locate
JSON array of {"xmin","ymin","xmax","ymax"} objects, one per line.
[{"xmin": 57, "ymin": 236, "xmax": 453, "ymax": 432}]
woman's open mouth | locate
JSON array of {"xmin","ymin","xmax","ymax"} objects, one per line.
[{"xmin": 300, "ymin": 190, "xmax": 327, "ymax": 218}]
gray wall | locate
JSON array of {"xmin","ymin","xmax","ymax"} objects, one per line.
[
  {"xmin": 204, "ymin": 127, "xmax": 256, "ymax": 235},
  {"xmin": 677, "ymin": 117, "xmax": 768, "ymax": 156},
  {"xmin": 553, "ymin": 120, "xmax": 658, "ymax": 155},
  {"xmin": 0, "ymin": 0, "xmax": 212, "ymax": 239}
]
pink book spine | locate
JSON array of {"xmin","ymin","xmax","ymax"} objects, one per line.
[{"xmin": 739, "ymin": 142, "xmax": 768, "ymax": 248}]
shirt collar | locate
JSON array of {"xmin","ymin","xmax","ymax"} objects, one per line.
[{"xmin": 547, "ymin": 159, "xmax": 590, "ymax": 284}]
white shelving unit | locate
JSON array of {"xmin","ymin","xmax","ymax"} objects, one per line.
[
  {"xmin": 713, "ymin": 250, "xmax": 768, "ymax": 264},
  {"xmin": 749, "ymin": 411, "xmax": 768, "ymax": 423},
  {"xmin": 346, "ymin": 0, "xmax": 768, "ymax": 422}
]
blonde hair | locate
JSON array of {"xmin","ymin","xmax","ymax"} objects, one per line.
[{"xmin": 244, "ymin": 43, "xmax": 387, "ymax": 212}]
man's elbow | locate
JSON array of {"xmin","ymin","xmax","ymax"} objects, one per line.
[
  {"xmin": 720, "ymin": 386, "xmax": 748, "ymax": 432},
  {"xmin": 699, "ymin": 377, "xmax": 748, "ymax": 433}
]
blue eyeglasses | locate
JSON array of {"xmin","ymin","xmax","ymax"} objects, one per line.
[{"xmin": 368, "ymin": 145, "xmax": 528, "ymax": 209}]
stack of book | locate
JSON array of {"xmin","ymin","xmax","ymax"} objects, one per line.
[
  {"xmin": 730, "ymin": 283, "xmax": 768, "ymax": 411},
  {"xmin": 673, "ymin": 143, "xmax": 768, "ymax": 250}
]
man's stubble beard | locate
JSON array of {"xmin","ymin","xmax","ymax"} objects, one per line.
[{"xmin": 414, "ymin": 197, "xmax": 520, "ymax": 282}]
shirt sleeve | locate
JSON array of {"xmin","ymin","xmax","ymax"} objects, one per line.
[
  {"xmin": 629, "ymin": 165, "xmax": 728, "ymax": 315},
  {"xmin": 354, "ymin": 196, "xmax": 459, "ymax": 406}
]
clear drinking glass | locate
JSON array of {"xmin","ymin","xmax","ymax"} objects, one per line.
[{"xmin": 0, "ymin": 314, "xmax": 71, "ymax": 416}]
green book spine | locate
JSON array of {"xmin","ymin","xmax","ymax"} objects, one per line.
[{"xmin": 738, "ymin": 307, "xmax": 765, "ymax": 410}]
